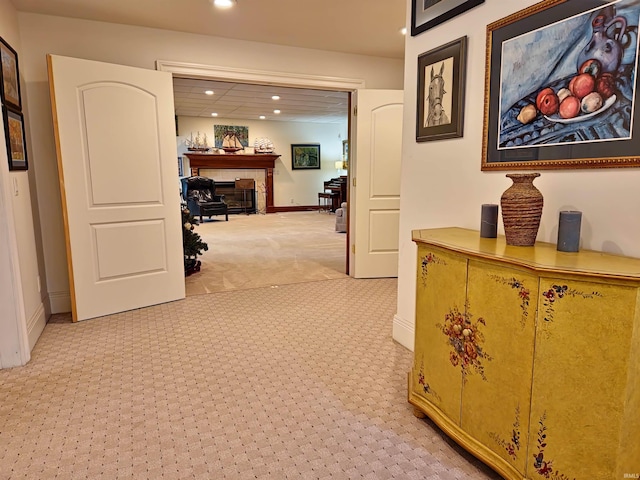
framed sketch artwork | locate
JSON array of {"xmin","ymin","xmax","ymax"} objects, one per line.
[
  {"xmin": 416, "ymin": 36, "xmax": 467, "ymax": 142},
  {"xmin": 482, "ymin": 0, "xmax": 640, "ymax": 170}
]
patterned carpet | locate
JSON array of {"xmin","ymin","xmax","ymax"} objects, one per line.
[{"xmin": 1, "ymin": 225, "xmax": 501, "ymax": 480}]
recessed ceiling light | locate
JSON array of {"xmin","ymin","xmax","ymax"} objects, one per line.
[
  {"xmin": 213, "ymin": 0, "xmax": 235, "ymax": 8},
  {"xmin": 259, "ymin": 115, "xmax": 266, "ymax": 120},
  {"xmin": 211, "ymin": 113, "xmax": 218, "ymax": 117},
  {"xmin": 271, "ymin": 95, "xmax": 280, "ymax": 100},
  {"xmin": 205, "ymin": 90, "xmax": 214, "ymax": 95},
  {"xmin": 400, "ymin": 27, "xmax": 407, "ymax": 35},
  {"xmin": 274, "ymin": 109, "xmax": 281, "ymax": 114}
]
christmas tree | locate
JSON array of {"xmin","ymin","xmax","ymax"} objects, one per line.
[{"xmin": 182, "ymin": 207, "xmax": 208, "ymax": 276}]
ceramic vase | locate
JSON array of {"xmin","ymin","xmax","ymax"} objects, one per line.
[{"xmin": 500, "ymin": 173, "xmax": 543, "ymax": 246}]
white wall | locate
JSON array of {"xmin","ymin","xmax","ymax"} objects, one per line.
[
  {"xmin": 178, "ymin": 116, "xmax": 347, "ymax": 207},
  {"xmin": 394, "ymin": 0, "xmax": 640, "ymax": 350},
  {"xmin": 16, "ymin": 13, "xmax": 403, "ymax": 314},
  {"xmin": 0, "ymin": 0, "xmax": 41, "ymax": 367}
]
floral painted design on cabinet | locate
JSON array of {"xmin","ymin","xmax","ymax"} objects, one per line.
[
  {"xmin": 416, "ymin": 356, "xmax": 442, "ymax": 402},
  {"xmin": 532, "ymin": 412, "xmax": 575, "ymax": 480},
  {"xmin": 420, "ymin": 252, "xmax": 447, "ymax": 286},
  {"xmin": 489, "ymin": 405, "xmax": 521, "ymax": 461},
  {"xmin": 542, "ymin": 284, "xmax": 602, "ymax": 322},
  {"xmin": 491, "ymin": 275, "xmax": 531, "ymax": 327},
  {"xmin": 436, "ymin": 304, "xmax": 492, "ymax": 382}
]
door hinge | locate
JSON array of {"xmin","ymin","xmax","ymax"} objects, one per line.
[
  {"xmin": 353, "ymin": 106, "xmax": 357, "ymax": 116},
  {"xmin": 352, "ymin": 178, "xmax": 356, "ymax": 187},
  {"xmin": 352, "ymin": 245, "xmax": 356, "ymax": 254}
]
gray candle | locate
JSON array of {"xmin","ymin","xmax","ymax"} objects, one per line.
[
  {"xmin": 557, "ymin": 211, "xmax": 582, "ymax": 252},
  {"xmin": 480, "ymin": 204, "xmax": 498, "ymax": 238}
]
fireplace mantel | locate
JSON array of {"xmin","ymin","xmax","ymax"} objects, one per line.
[{"xmin": 184, "ymin": 153, "xmax": 281, "ymax": 213}]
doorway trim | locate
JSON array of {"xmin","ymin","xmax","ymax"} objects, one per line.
[
  {"xmin": 0, "ymin": 167, "xmax": 30, "ymax": 368},
  {"xmin": 156, "ymin": 60, "xmax": 363, "ymax": 276},
  {"xmin": 155, "ymin": 60, "xmax": 366, "ymax": 91}
]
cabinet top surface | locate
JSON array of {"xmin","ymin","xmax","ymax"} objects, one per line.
[{"xmin": 412, "ymin": 227, "xmax": 640, "ymax": 281}]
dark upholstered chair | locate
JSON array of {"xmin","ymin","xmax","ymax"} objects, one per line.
[{"xmin": 182, "ymin": 176, "xmax": 228, "ymax": 222}]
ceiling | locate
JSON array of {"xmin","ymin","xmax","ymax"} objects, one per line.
[
  {"xmin": 11, "ymin": 0, "xmax": 406, "ymax": 124},
  {"xmin": 173, "ymin": 77, "xmax": 350, "ymax": 124}
]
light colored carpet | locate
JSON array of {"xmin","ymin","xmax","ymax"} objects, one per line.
[
  {"xmin": 0, "ymin": 215, "xmax": 501, "ymax": 479},
  {"xmin": 186, "ymin": 211, "xmax": 347, "ymax": 296}
]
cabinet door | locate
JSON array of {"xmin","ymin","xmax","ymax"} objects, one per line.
[
  {"xmin": 462, "ymin": 260, "xmax": 538, "ymax": 477},
  {"xmin": 411, "ymin": 245, "xmax": 467, "ymax": 424},
  {"xmin": 528, "ymin": 278, "xmax": 637, "ymax": 480}
]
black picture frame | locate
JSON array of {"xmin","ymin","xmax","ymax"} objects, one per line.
[
  {"xmin": 417, "ymin": 36, "xmax": 467, "ymax": 142},
  {"xmin": 482, "ymin": 0, "xmax": 640, "ymax": 170},
  {"xmin": 3, "ymin": 105, "xmax": 28, "ymax": 171},
  {"xmin": 291, "ymin": 144, "xmax": 321, "ymax": 170},
  {"xmin": 411, "ymin": 0, "xmax": 484, "ymax": 37},
  {"xmin": 0, "ymin": 36, "xmax": 21, "ymax": 110}
]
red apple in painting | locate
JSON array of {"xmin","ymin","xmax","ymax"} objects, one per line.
[
  {"xmin": 579, "ymin": 59, "xmax": 602, "ymax": 78},
  {"xmin": 559, "ymin": 96, "xmax": 580, "ymax": 119},
  {"xmin": 536, "ymin": 88, "xmax": 559, "ymax": 116},
  {"xmin": 536, "ymin": 87, "xmax": 554, "ymax": 110},
  {"xmin": 569, "ymin": 73, "xmax": 596, "ymax": 99},
  {"xmin": 596, "ymin": 73, "xmax": 616, "ymax": 99}
]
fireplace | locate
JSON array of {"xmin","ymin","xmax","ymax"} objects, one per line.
[
  {"xmin": 215, "ymin": 180, "xmax": 256, "ymax": 214},
  {"xmin": 184, "ymin": 153, "xmax": 280, "ymax": 213}
]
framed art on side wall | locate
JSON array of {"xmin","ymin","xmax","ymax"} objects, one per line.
[
  {"xmin": 482, "ymin": 0, "xmax": 640, "ymax": 170},
  {"xmin": 291, "ymin": 144, "xmax": 321, "ymax": 170},
  {"xmin": 0, "ymin": 37, "xmax": 21, "ymax": 110},
  {"xmin": 417, "ymin": 36, "xmax": 467, "ymax": 142},
  {"xmin": 411, "ymin": 0, "xmax": 484, "ymax": 36},
  {"xmin": 3, "ymin": 105, "xmax": 28, "ymax": 171}
]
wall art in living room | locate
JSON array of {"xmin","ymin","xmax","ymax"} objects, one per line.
[
  {"xmin": 482, "ymin": 0, "xmax": 640, "ymax": 170},
  {"xmin": 291, "ymin": 144, "xmax": 321, "ymax": 170},
  {"xmin": 0, "ymin": 36, "xmax": 21, "ymax": 110},
  {"xmin": 416, "ymin": 36, "xmax": 467, "ymax": 142},
  {"xmin": 2, "ymin": 105, "xmax": 28, "ymax": 171},
  {"xmin": 411, "ymin": 0, "xmax": 484, "ymax": 36}
]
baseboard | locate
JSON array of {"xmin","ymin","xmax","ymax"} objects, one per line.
[
  {"xmin": 27, "ymin": 302, "xmax": 47, "ymax": 351},
  {"xmin": 393, "ymin": 313, "xmax": 414, "ymax": 351},
  {"xmin": 48, "ymin": 290, "xmax": 72, "ymax": 314},
  {"xmin": 271, "ymin": 205, "xmax": 321, "ymax": 213}
]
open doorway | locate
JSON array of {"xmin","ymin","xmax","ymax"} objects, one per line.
[{"xmin": 165, "ymin": 67, "xmax": 360, "ymax": 294}]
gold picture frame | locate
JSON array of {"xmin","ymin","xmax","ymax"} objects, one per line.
[{"xmin": 482, "ymin": 0, "xmax": 640, "ymax": 170}]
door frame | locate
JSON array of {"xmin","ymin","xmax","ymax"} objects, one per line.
[
  {"xmin": 0, "ymin": 156, "xmax": 30, "ymax": 368},
  {"xmin": 156, "ymin": 60, "xmax": 365, "ymax": 275}
]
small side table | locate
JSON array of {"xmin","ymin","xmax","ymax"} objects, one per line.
[{"xmin": 318, "ymin": 192, "xmax": 339, "ymax": 212}]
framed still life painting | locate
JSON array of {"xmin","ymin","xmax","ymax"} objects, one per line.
[{"xmin": 482, "ymin": 0, "xmax": 640, "ymax": 170}]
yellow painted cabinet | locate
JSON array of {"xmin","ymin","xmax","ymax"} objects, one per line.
[
  {"xmin": 462, "ymin": 259, "xmax": 538, "ymax": 477},
  {"xmin": 409, "ymin": 228, "xmax": 640, "ymax": 480},
  {"xmin": 528, "ymin": 277, "xmax": 639, "ymax": 480},
  {"xmin": 411, "ymin": 245, "xmax": 467, "ymax": 424}
]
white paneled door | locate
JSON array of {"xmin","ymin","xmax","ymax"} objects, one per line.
[
  {"xmin": 351, "ymin": 90, "xmax": 403, "ymax": 278},
  {"xmin": 48, "ymin": 55, "xmax": 185, "ymax": 321}
]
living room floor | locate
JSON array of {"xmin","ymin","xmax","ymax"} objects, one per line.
[{"xmin": 185, "ymin": 211, "xmax": 348, "ymax": 296}]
